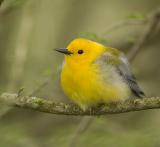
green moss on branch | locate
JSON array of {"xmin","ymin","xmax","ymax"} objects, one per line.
[{"xmin": 0, "ymin": 93, "xmax": 160, "ymax": 115}]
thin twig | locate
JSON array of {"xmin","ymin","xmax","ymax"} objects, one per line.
[
  {"xmin": 128, "ymin": 8, "xmax": 160, "ymax": 61},
  {"xmin": 29, "ymin": 70, "xmax": 60, "ymax": 98},
  {"xmin": 67, "ymin": 116, "xmax": 93, "ymax": 147},
  {"xmin": 29, "ymin": 79, "xmax": 50, "ymax": 97},
  {"xmin": 102, "ymin": 19, "xmax": 147, "ymax": 36}
]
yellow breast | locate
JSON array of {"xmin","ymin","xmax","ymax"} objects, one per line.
[{"xmin": 60, "ymin": 60, "xmax": 130, "ymax": 110}]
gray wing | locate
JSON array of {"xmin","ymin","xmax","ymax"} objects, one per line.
[
  {"xmin": 117, "ymin": 54, "xmax": 145, "ymax": 98},
  {"xmin": 95, "ymin": 51, "xmax": 145, "ymax": 98}
]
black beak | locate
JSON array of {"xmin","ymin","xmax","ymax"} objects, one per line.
[{"xmin": 54, "ymin": 48, "xmax": 73, "ymax": 55}]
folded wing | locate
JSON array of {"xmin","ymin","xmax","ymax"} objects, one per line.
[{"xmin": 95, "ymin": 48, "xmax": 145, "ymax": 98}]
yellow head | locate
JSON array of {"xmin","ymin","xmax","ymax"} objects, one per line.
[{"xmin": 55, "ymin": 38, "xmax": 106, "ymax": 64}]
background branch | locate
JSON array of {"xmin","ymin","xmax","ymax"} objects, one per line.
[
  {"xmin": 127, "ymin": 8, "xmax": 160, "ymax": 60},
  {"xmin": 0, "ymin": 0, "xmax": 4, "ymax": 6},
  {"xmin": 67, "ymin": 116, "xmax": 93, "ymax": 147}
]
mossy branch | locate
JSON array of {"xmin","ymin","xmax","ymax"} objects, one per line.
[{"xmin": 0, "ymin": 93, "xmax": 160, "ymax": 115}]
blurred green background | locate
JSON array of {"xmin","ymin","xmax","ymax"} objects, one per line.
[{"xmin": 0, "ymin": 0, "xmax": 160, "ymax": 147}]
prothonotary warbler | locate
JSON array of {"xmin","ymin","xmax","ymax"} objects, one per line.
[{"xmin": 55, "ymin": 38, "xmax": 145, "ymax": 110}]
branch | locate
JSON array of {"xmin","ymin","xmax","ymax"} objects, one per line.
[
  {"xmin": 67, "ymin": 116, "xmax": 93, "ymax": 147},
  {"xmin": 0, "ymin": 93, "xmax": 160, "ymax": 115},
  {"xmin": 0, "ymin": 0, "xmax": 27, "ymax": 15},
  {"xmin": 127, "ymin": 8, "xmax": 160, "ymax": 60},
  {"xmin": 102, "ymin": 19, "xmax": 147, "ymax": 36},
  {"xmin": 0, "ymin": 0, "xmax": 4, "ymax": 6}
]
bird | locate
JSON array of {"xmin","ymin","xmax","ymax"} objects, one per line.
[{"xmin": 55, "ymin": 38, "xmax": 145, "ymax": 110}]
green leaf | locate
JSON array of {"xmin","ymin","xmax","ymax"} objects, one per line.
[
  {"xmin": 127, "ymin": 12, "xmax": 146, "ymax": 20},
  {"xmin": 3, "ymin": 0, "xmax": 26, "ymax": 10}
]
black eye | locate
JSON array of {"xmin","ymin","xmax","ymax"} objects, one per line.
[{"xmin": 78, "ymin": 50, "xmax": 83, "ymax": 54}]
